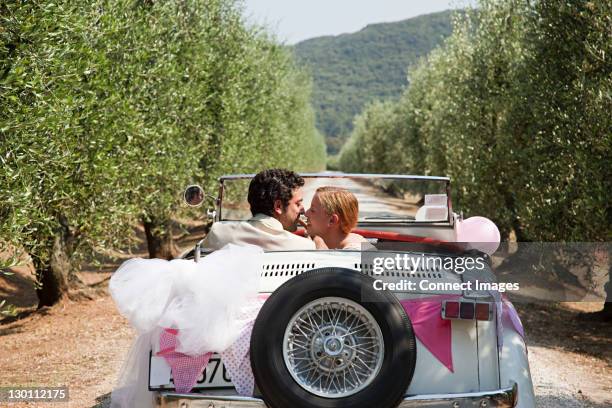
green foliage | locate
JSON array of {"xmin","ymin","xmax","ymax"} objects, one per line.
[
  {"xmin": 508, "ymin": 0, "xmax": 611, "ymax": 241},
  {"xmin": 0, "ymin": 0, "xmax": 324, "ymax": 302},
  {"xmin": 339, "ymin": 0, "xmax": 611, "ymax": 242},
  {"xmin": 1, "ymin": 1, "xmax": 140, "ymax": 272},
  {"xmin": 293, "ymin": 11, "xmax": 454, "ymax": 154},
  {"xmin": 338, "ymin": 100, "xmax": 398, "ymax": 173},
  {"xmin": 0, "ymin": 299, "xmax": 17, "ymax": 317}
]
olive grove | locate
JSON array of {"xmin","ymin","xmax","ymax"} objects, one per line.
[
  {"xmin": 339, "ymin": 0, "xmax": 610, "ymax": 243},
  {"xmin": 339, "ymin": 0, "xmax": 610, "ymax": 318},
  {"xmin": 0, "ymin": 0, "xmax": 325, "ymax": 308}
]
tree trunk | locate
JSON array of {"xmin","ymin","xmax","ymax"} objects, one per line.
[
  {"xmin": 602, "ymin": 301, "xmax": 612, "ymax": 318},
  {"xmin": 143, "ymin": 218, "xmax": 178, "ymax": 260},
  {"xmin": 601, "ymin": 271, "xmax": 612, "ymax": 318},
  {"xmin": 578, "ymin": 251, "xmax": 611, "ymax": 321},
  {"xmin": 35, "ymin": 234, "xmax": 70, "ymax": 308},
  {"xmin": 593, "ymin": 250, "xmax": 612, "ymax": 319},
  {"xmin": 581, "ymin": 278, "xmax": 612, "ymax": 321}
]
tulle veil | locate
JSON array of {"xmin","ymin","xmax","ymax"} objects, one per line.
[{"xmin": 109, "ymin": 244, "xmax": 263, "ymax": 407}]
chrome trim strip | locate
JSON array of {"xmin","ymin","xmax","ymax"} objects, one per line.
[
  {"xmin": 157, "ymin": 383, "xmax": 517, "ymax": 408},
  {"xmin": 216, "ymin": 179, "xmax": 224, "ymax": 222}
]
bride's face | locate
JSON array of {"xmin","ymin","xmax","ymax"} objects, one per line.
[{"xmin": 305, "ymin": 193, "xmax": 332, "ymax": 237}]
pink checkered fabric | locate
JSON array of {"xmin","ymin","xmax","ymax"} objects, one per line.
[
  {"xmin": 156, "ymin": 296, "xmax": 269, "ymax": 395},
  {"xmin": 219, "ymin": 296, "xmax": 267, "ymax": 396},
  {"xmin": 220, "ymin": 319, "xmax": 256, "ymax": 395},
  {"xmin": 157, "ymin": 329, "xmax": 212, "ymax": 393}
]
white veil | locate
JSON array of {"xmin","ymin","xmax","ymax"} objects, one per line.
[{"xmin": 109, "ymin": 244, "xmax": 263, "ymax": 407}]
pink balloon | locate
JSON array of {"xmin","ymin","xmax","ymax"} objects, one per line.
[{"xmin": 456, "ymin": 216, "xmax": 500, "ymax": 255}]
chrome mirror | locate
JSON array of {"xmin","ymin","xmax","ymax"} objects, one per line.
[{"xmin": 184, "ymin": 185, "xmax": 205, "ymax": 207}]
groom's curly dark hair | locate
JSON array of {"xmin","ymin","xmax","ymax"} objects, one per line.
[{"xmin": 248, "ymin": 168, "xmax": 305, "ymax": 216}]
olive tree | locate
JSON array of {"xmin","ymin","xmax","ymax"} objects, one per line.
[
  {"xmin": 338, "ymin": 0, "xmax": 609, "ymax": 315},
  {"xmin": 119, "ymin": 1, "xmax": 325, "ymax": 258},
  {"xmin": 510, "ymin": 0, "xmax": 611, "ymax": 242},
  {"xmin": 514, "ymin": 0, "xmax": 611, "ymax": 317},
  {"xmin": 0, "ymin": 1, "xmax": 140, "ymax": 306}
]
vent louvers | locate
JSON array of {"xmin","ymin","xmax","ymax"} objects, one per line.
[{"xmin": 260, "ymin": 263, "xmax": 317, "ymax": 278}]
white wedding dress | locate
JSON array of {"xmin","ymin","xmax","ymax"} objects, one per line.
[{"xmin": 109, "ymin": 244, "xmax": 263, "ymax": 408}]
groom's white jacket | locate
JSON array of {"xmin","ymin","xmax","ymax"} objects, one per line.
[{"xmin": 202, "ymin": 213, "xmax": 316, "ymax": 251}]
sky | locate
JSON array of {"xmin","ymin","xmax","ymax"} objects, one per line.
[{"xmin": 242, "ymin": 0, "xmax": 470, "ymax": 45}]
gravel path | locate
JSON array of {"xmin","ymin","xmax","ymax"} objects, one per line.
[
  {"xmin": 530, "ymin": 345, "xmax": 611, "ymax": 407},
  {"xmin": 0, "ymin": 295, "xmax": 134, "ymax": 408}
]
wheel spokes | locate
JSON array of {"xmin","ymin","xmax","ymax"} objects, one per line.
[{"xmin": 283, "ymin": 297, "xmax": 385, "ymax": 398}]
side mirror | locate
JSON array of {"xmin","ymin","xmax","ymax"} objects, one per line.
[{"xmin": 184, "ymin": 185, "xmax": 205, "ymax": 207}]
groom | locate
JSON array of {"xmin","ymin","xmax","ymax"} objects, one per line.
[{"xmin": 202, "ymin": 168, "xmax": 316, "ymax": 251}]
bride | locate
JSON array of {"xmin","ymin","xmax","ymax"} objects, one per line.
[{"xmin": 305, "ymin": 186, "xmax": 369, "ymax": 250}]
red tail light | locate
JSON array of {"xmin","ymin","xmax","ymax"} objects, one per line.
[
  {"xmin": 444, "ymin": 301, "xmax": 460, "ymax": 318},
  {"xmin": 475, "ymin": 302, "xmax": 492, "ymax": 321},
  {"xmin": 442, "ymin": 300, "xmax": 493, "ymax": 321}
]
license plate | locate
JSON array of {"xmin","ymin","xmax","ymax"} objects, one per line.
[{"xmin": 149, "ymin": 352, "xmax": 234, "ymax": 390}]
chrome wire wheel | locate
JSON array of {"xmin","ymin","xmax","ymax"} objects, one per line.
[{"xmin": 282, "ymin": 297, "xmax": 384, "ymax": 398}]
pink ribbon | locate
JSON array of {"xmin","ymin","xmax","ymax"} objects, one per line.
[
  {"xmin": 400, "ymin": 295, "xmax": 460, "ymax": 372},
  {"xmin": 502, "ymin": 296, "xmax": 525, "ymax": 339},
  {"xmin": 400, "ymin": 295, "xmax": 525, "ymax": 374}
]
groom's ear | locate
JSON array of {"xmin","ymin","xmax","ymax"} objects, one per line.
[{"xmin": 273, "ymin": 199, "xmax": 284, "ymax": 216}]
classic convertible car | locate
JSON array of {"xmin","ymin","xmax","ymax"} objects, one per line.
[{"xmin": 150, "ymin": 173, "xmax": 534, "ymax": 408}]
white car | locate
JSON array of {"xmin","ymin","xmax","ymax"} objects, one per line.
[{"xmin": 150, "ymin": 173, "xmax": 534, "ymax": 408}]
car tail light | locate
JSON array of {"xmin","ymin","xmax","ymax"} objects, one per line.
[
  {"xmin": 444, "ymin": 301, "xmax": 460, "ymax": 318},
  {"xmin": 460, "ymin": 302, "xmax": 475, "ymax": 319},
  {"xmin": 475, "ymin": 302, "xmax": 492, "ymax": 321},
  {"xmin": 442, "ymin": 300, "xmax": 493, "ymax": 321}
]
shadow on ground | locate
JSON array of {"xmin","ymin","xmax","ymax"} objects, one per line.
[
  {"xmin": 1, "ymin": 218, "xmax": 210, "ymax": 326},
  {"xmin": 0, "ymin": 307, "xmax": 52, "ymax": 334},
  {"xmin": 516, "ymin": 302, "xmax": 612, "ymax": 365},
  {"xmin": 92, "ymin": 392, "xmax": 111, "ymax": 408}
]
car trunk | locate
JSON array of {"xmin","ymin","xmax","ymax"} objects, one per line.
[{"xmin": 257, "ymin": 250, "xmax": 500, "ymax": 395}]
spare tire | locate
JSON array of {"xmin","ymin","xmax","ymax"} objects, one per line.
[{"xmin": 250, "ymin": 268, "xmax": 416, "ymax": 408}]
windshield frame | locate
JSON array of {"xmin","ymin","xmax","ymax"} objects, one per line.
[{"xmin": 215, "ymin": 173, "xmax": 453, "ymax": 225}]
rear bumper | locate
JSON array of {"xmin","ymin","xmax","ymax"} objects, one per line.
[
  {"xmin": 399, "ymin": 383, "xmax": 517, "ymax": 407},
  {"xmin": 157, "ymin": 382, "xmax": 517, "ymax": 408}
]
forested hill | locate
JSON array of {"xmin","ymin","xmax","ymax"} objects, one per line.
[{"xmin": 293, "ymin": 10, "xmax": 453, "ymax": 154}]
